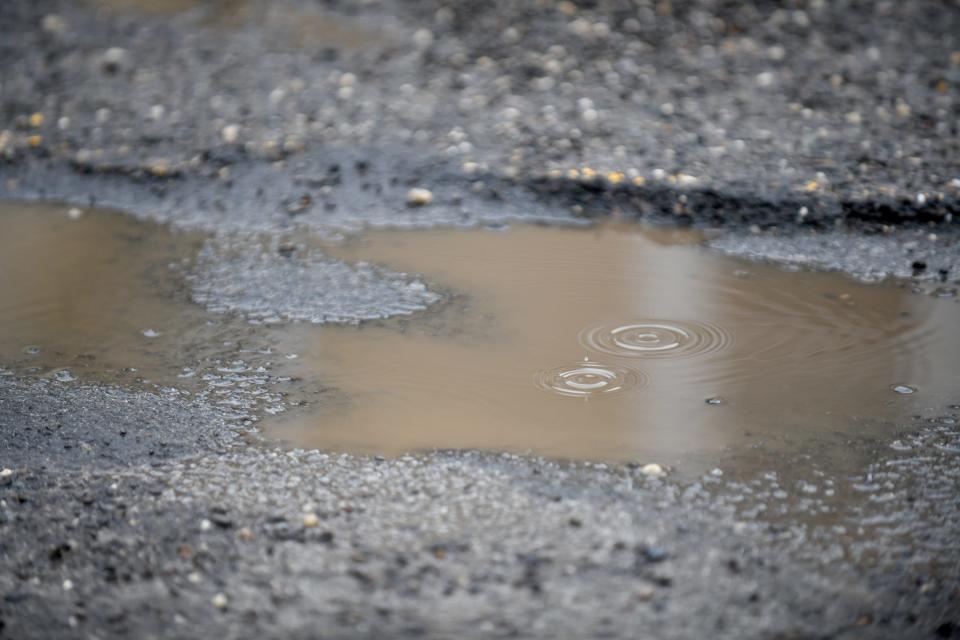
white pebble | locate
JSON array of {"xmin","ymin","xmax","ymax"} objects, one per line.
[
  {"xmin": 406, "ymin": 187, "xmax": 434, "ymax": 206},
  {"xmin": 67, "ymin": 207, "xmax": 83, "ymax": 220},
  {"xmin": 413, "ymin": 29, "xmax": 434, "ymax": 48},
  {"xmin": 640, "ymin": 463, "xmax": 664, "ymax": 477},
  {"xmin": 756, "ymin": 71, "xmax": 775, "ymax": 87},
  {"xmin": 100, "ymin": 47, "xmax": 129, "ymax": 72},
  {"xmin": 0, "ymin": 469, "xmax": 12, "ymax": 478},
  {"xmin": 221, "ymin": 124, "xmax": 240, "ymax": 144},
  {"xmin": 211, "ymin": 593, "xmax": 228, "ymax": 609},
  {"xmin": 41, "ymin": 14, "xmax": 67, "ymax": 35}
]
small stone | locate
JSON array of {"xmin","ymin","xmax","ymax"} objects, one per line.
[
  {"xmin": 100, "ymin": 47, "xmax": 130, "ymax": 74},
  {"xmin": 146, "ymin": 159, "xmax": 170, "ymax": 177},
  {"xmin": 142, "ymin": 329, "xmax": 160, "ymax": 338},
  {"xmin": 606, "ymin": 171, "xmax": 624, "ymax": 184},
  {"xmin": 211, "ymin": 593, "xmax": 228, "ymax": 610},
  {"xmin": 41, "ymin": 14, "xmax": 67, "ymax": 35},
  {"xmin": 406, "ymin": 187, "xmax": 434, "ymax": 206},
  {"xmin": 0, "ymin": 469, "xmax": 12, "ymax": 478},
  {"xmin": 303, "ymin": 513, "xmax": 320, "ymax": 528},
  {"xmin": 53, "ymin": 370, "xmax": 75, "ymax": 382},
  {"xmin": 62, "ymin": 580, "xmax": 73, "ymax": 591},
  {"xmin": 27, "ymin": 135, "xmax": 42, "ymax": 148},
  {"xmin": 67, "ymin": 207, "xmax": 83, "ymax": 220},
  {"xmin": 221, "ymin": 124, "xmax": 240, "ymax": 144},
  {"xmin": 705, "ymin": 397, "xmax": 724, "ymax": 405},
  {"xmin": 641, "ymin": 546, "xmax": 668, "ymax": 563},
  {"xmin": 755, "ymin": 71, "xmax": 775, "ymax": 87},
  {"xmin": 640, "ymin": 463, "xmax": 664, "ymax": 477},
  {"xmin": 413, "ymin": 29, "xmax": 434, "ymax": 48},
  {"xmin": 200, "ymin": 518, "xmax": 213, "ymax": 532},
  {"xmin": 710, "ymin": 468, "xmax": 723, "ymax": 477},
  {"xmin": 28, "ymin": 113, "xmax": 44, "ymax": 128},
  {"xmin": 637, "ymin": 586, "xmax": 655, "ymax": 601},
  {"xmin": 284, "ymin": 194, "xmax": 312, "ymax": 215},
  {"xmin": 891, "ymin": 384, "xmax": 916, "ymax": 395},
  {"xmin": 236, "ymin": 527, "xmax": 254, "ymax": 541}
]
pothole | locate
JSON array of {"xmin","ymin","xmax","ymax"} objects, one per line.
[{"xmin": 2, "ymin": 201, "xmax": 959, "ymax": 479}]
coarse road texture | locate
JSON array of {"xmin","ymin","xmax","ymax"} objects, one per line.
[{"xmin": 1, "ymin": 0, "xmax": 959, "ymax": 638}]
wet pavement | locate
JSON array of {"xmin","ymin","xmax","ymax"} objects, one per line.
[{"xmin": 1, "ymin": 0, "xmax": 959, "ymax": 638}]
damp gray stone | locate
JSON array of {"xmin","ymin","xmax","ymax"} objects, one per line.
[
  {"xmin": 710, "ymin": 229, "xmax": 959, "ymax": 283},
  {"xmin": 189, "ymin": 235, "xmax": 441, "ymax": 325}
]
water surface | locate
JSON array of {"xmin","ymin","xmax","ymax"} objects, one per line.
[
  {"xmin": 267, "ymin": 224, "xmax": 960, "ymax": 470},
  {"xmin": 1, "ymin": 202, "xmax": 958, "ymax": 474}
]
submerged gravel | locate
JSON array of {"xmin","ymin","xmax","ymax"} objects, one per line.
[{"xmin": 190, "ymin": 234, "xmax": 441, "ymax": 324}]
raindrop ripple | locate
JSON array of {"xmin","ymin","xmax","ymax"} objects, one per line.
[
  {"xmin": 580, "ymin": 320, "xmax": 732, "ymax": 359},
  {"xmin": 535, "ymin": 361, "xmax": 646, "ymax": 398}
]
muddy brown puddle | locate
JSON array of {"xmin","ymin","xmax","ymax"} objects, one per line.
[
  {"xmin": 0, "ymin": 202, "xmax": 272, "ymax": 411},
  {"xmin": 271, "ymin": 225, "xmax": 960, "ymax": 474},
  {"xmin": 2, "ymin": 201, "xmax": 959, "ymax": 477}
]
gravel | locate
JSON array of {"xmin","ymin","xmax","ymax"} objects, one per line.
[{"xmin": 1, "ymin": 0, "xmax": 959, "ymax": 637}]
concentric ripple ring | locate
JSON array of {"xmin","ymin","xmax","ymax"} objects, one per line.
[
  {"xmin": 535, "ymin": 361, "xmax": 647, "ymax": 398},
  {"xmin": 580, "ymin": 320, "xmax": 732, "ymax": 359}
]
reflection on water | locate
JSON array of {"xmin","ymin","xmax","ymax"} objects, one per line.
[
  {"xmin": 267, "ymin": 224, "xmax": 960, "ymax": 471},
  {"xmin": 0, "ymin": 203, "xmax": 210, "ymax": 387}
]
